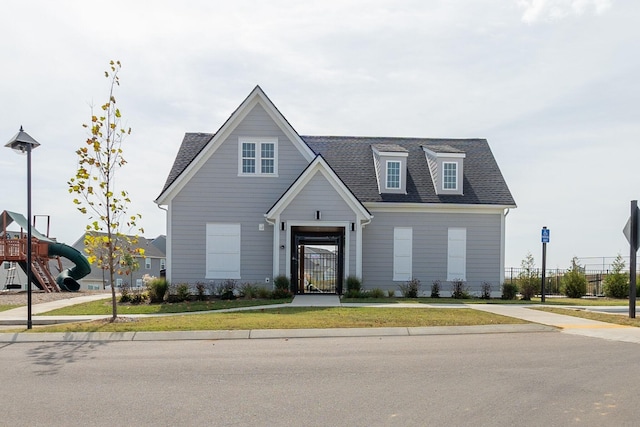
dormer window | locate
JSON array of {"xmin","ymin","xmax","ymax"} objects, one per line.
[
  {"xmin": 239, "ymin": 137, "xmax": 278, "ymax": 176},
  {"xmin": 443, "ymin": 162, "xmax": 458, "ymax": 190},
  {"xmin": 386, "ymin": 160, "xmax": 401, "ymax": 189},
  {"xmin": 372, "ymin": 144, "xmax": 408, "ymax": 194},
  {"xmin": 423, "ymin": 145, "xmax": 465, "ymax": 195}
]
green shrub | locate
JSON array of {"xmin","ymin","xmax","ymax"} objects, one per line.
[
  {"xmin": 195, "ymin": 282, "xmax": 207, "ymax": 301},
  {"xmin": 119, "ymin": 282, "xmax": 131, "ymax": 303},
  {"xmin": 518, "ymin": 252, "xmax": 539, "ymax": 300},
  {"xmin": 147, "ymin": 278, "xmax": 168, "ymax": 303},
  {"xmin": 450, "ymin": 279, "xmax": 470, "ymax": 299},
  {"xmin": 216, "ymin": 279, "xmax": 237, "ymax": 300},
  {"xmin": 603, "ymin": 254, "xmax": 628, "ymax": 298},
  {"xmin": 273, "ymin": 275, "xmax": 290, "ymax": 292},
  {"xmin": 346, "ymin": 276, "xmax": 362, "ymax": 294},
  {"xmin": 480, "ymin": 282, "xmax": 492, "ymax": 299},
  {"xmin": 501, "ymin": 282, "xmax": 518, "ymax": 300},
  {"xmin": 562, "ymin": 257, "xmax": 587, "ymax": 298},
  {"xmin": 272, "ymin": 288, "xmax": 292, "ymax": 299},
  {"xmin": 387, "ymin": 289, "xmax": 396, "ymax": 298},
  {"xmin": 430, "ymin": 280, "xmax": 441, "ymax": 298},
  {"xmin": 344, "ymin": 289, "xmax": 363, "ymax": 298},
  {"xmin": 399, "ymin": 278, "xmax": 421, "ymax": 298},
  {"xmin": 256, "ymin": 287, "xmax": 272, "ymax": 299},
  {"xmin": 272, "ymin": 275, "xmax": 292, "ymax": 299},
  {"xmin": 239, "ymin": 283, "xmax": 260, "ymax": 299},
  {"xmin": 129, "ymin": 290, "xmax": 147, "ymax": 304},
  {"xmin": 368, "ymin": 288, "xmax": 385, "ymax": 298},
  {"xmin": 175, "ymin": 283, "xmax": 191, "ymax": 302}
]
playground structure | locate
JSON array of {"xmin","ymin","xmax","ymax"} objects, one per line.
[{"xmin": 0, "ymin": 210, "xmax": 90, "ymax": 292}]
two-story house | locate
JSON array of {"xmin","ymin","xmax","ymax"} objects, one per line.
[{"xmin": 155, "ymin": 86, "xmax": 516, "ymax": 296}]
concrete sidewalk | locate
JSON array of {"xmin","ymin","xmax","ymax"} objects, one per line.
[
  {"xmin": 469, "ymin": 304, "xmax": 640, "ymax": 345},
  {"xmin": 1, "ymin": 294, "xmax": 640, "ymax": 344}
]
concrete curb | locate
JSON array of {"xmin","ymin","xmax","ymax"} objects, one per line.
[{"xmin": 0, "ymin": 323, "xmax": 555, "ymax": 343}]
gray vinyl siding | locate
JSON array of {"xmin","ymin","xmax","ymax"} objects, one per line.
[
  {"xmin": 170, "ymin": 104, "xmax": 310, "ymax": 285},
  {"xmin": 280, "ymin": 173, "xmax": 358, "ymax": 222},
  {"xmin": 425, "ymin": 152, "xmax": 439, "ymax": 189},
  {"xmin": 362, "ymin": 210, "xmax": 502, "ymax": 294},
  {"xmin": 279, "ymin": 172, "xmax": 359, "ymax": 278}
]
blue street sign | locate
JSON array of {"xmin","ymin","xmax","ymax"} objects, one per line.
[{"xmin": 541, "ymin": 227, "xmax": 550, "ymax": 243}]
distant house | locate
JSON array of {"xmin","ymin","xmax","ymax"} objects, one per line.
[
  {"xmin": 155, "ymin": 86, "xmax": 516, "ymax": 296},
  {"xmin": 66, "ymin": 233, "xmax": 167, "ymax": 290}
]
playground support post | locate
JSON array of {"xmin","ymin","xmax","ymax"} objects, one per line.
[{"xmin": 5, "ymin": 127, "xmax": 41, "ymax": 329}]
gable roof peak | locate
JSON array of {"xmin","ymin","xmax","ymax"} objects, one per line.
[{"xmin": 155, "ymin": 85, "xmax": 315, "ymax": 205}]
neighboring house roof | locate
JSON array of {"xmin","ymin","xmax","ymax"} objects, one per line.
[
  {"xmin": 70, "ymin": 233, "xmax": 167, "ymax": 259},
  {"xmin": 150, "ymin": 235, "xmax": 166, "ymax": 255},
  {"xmin": 302, "ymin": 136, "xmax": 515, "ymax": 206}
]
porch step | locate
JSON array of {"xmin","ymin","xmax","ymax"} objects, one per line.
[{"xmin": 291, "ymin": 295, "xmax": 341, "ymax": 307}]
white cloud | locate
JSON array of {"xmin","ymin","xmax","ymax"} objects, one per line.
[{"xmin": 518, "ymin": 0, "xmax": 612, "ymax": 23}]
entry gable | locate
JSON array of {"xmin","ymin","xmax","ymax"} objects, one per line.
[
  {"xmin": 265, "ymin": 155, "xmax": 372, "ymax": 222},
  {"xmin": 155, "ymin": 86, "xmax": 316, "ymax": 205}
]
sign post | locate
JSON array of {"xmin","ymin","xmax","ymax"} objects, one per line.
[
  {"xmin": 541, "ymin": 227, "xmax": 549, "ymax": 303},
  {"xmin": 627, "ymin": 202, "xmax": 638, "ymax": 318}
]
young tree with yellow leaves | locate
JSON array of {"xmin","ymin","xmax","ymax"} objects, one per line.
[{"xmin": 68, "ymin": 60, "xmax": 143, "ymax": 320}]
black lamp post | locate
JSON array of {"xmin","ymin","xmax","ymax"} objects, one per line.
[{"xmin": 5, "ymin": 126, "xmax": 40, "ymax": 329}]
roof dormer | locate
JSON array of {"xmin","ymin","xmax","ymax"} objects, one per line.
[
  {"xmin": 422, "ymin": 145, "xmax": 466, "ymax": 195},
  {"xmin": 372, "ymin": 144, "xmax": 409, "ymax": 194}
]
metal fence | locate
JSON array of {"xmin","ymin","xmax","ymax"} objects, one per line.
[{"xmin": 504, "ymin": 267, "xmax": 628, "ymax": 296}]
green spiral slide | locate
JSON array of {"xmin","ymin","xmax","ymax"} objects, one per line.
[{"xmin": 48, "ymin": 242, "xmax": 91, "ymax": 292}]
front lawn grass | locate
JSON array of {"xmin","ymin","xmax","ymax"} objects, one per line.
[
  {"xmin": 533, "ymin": 306, "xmax": 640, "ymax": 327},
  {"xmin": 341, "ymin": 297, "xmax": 631, "ymax": 306},
  {"xmin": 37, "ymin": 298, "xmax": 292, "ymax": 316},
  {"xmin": 29, "ymin": 307, "xmax": 527, "ymax": 333},
  {"xmin": 0, "ymin": 305, "xmax": 20, "ymax": 312}
]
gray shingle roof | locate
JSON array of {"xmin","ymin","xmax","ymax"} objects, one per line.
[
  {"xmin": 158, "ymin": 133, "xmax": 515, "ymax": 207},
  {"xmin": 372, "ymin": 143, "xmax": 408, "ymax": 153},
  {"xmin": 158, "ymin": 132, "xmax": 214, "ymax": 197},
  {"xmin": 424, "ymin": 144, "xmax": 465, "ymax": 154},
  {"xmin": 302, "ymin": 136, "xmax": 515, "ymax": 206}
]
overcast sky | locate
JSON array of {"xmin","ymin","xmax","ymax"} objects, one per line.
[{"xmin": 1, "ymin": 0, "xmax": 637, "ymax": 271}]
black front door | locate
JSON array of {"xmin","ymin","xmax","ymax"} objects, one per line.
[{"xmin": 291, "ymin": 229, "xmax": 344, "ymax": 295}]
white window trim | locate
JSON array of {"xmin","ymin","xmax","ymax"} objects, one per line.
[
  {"xmin": 145, "ymin": 258, "xmax": 151, "ymax": 269},
  {"xmin": 238, "ymin": 137, "xmax": 278, "ymax": 176},
  {"xmin": 385, "ymin": 160, "xmax": 401, "ymax": 190},
  {"xmin": 443, "ymin": 161, "xmax": 458, "ymax": 191}
]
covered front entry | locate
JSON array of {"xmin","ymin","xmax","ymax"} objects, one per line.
[{"xmin": 291, "ymin": 227, "xmax": 344, "ymax": 295}]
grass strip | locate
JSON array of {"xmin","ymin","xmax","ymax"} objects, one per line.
[
  {"xmin": 29, "ymin": 307, "xmax": 527, "ymax": 333},
  {"xmin": 37, "ymin": 298, "xmax": 292, "ymax": 316},
  {"xmin": 0, "ymin": 305, "xmax": 20, "ymax": 313},
  {"xmin": 341, "ymin": 297, "xmax": 631, "ymax": 306},
  {"xmin": 533, "ymin": 306, "xmax": 640, "ymax": 327}
]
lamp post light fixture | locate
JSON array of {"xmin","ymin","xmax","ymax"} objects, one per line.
[{"xmin": 5, "ymin": 126, "xmax": 40, "ymax": 330}]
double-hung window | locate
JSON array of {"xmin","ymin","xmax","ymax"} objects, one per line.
[
  {"xmin": 386, "ymin": 160, "xmax": 401, "ymax": 189},
  {"xmin": 443, "ymin": 162, "xmax": 457, "ymax": 190},
  {"xmin": 239, "ymin": 138, "xmax": 277, "ymax": 176}
]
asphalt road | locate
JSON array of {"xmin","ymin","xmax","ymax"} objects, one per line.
[{"xmin": 0, "ymin": 332, "xmax": 638, "ymax": 426}]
